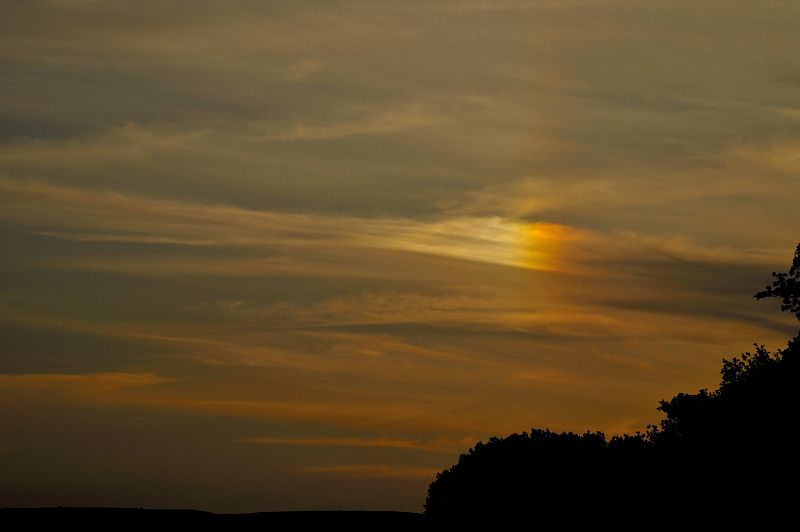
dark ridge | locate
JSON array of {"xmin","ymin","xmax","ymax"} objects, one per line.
[{"xmin": 0, "ymin": 508, "xmax": 427, "ymax": 529}]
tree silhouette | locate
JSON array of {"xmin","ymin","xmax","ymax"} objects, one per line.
[
  {"xmin": 755, "ymin": 242, "xmax": 800, "ymax": 320},
  {"xmin": 425, "ymin": 242, "xmax": 800, "ymax": 524}
]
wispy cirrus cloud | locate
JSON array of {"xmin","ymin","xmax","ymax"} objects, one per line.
[
  {"xmin": 240, "ymin": 435, "xmax": 471, "ymax": 453},
  {"xmin": 0, "ymin": 372, "xmax": 170, "ymax": 392},
  {"xmin": 0, "ymin": 177, "xmax": 566, "ymax": 271},
  {"xmin": 300, "ymin": 464, "xmax": 440, "ymax": 479}
]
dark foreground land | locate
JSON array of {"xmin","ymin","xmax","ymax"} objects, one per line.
[{"xmin": 0, "ymin": 508, "xmax": 428, "ymax": 529}]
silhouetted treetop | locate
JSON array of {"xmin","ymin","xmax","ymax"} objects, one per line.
[{"xmin": 755, "ymin": 242, "xmax": 800, "ymax": 320}]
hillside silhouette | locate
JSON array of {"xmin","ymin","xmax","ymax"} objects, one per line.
[
  {"xmin": 425, "ymin": 243, "xmax": 800, "ymax": 524},
  {"xmin": 0, "ymin": 509, "xmax": 428, "ymax": 530}
]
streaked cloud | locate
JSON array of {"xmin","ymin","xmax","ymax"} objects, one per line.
[
  {"xmin": 0, "ymin": 177, "xmax": 569, "ymax": 271},
  {"xmin": 240, "ymin": 435, "xmax": 470, "ymax": 453},
  {"xmin": 300, "ymin": 464, "xmax": 441, "ymax": 480},
  {"xmin": 0, "ymin": 372, "xmax": 170, "ymax": 392}
]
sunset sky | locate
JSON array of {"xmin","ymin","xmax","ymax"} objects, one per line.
[{"xmin": 2, "ymin": 0, "xmax": 799, "ymax": 512}]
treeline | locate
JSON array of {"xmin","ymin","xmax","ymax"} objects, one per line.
[{"xmin": 425, "ymin": 244, "xmax": 800, "ymax": 523}]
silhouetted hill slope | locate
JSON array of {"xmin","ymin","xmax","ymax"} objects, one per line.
[
  {"xmin": 426, "ymin": 243, "xmax": 800, "ymax": 523},
  {"xmin": 0, "ymin": 508, "xmax": 427, "ymax": 530}
]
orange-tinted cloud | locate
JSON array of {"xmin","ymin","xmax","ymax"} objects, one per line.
[{"xmin": 300, "ymin": 464, "xmax": 441, "ymax": 479}]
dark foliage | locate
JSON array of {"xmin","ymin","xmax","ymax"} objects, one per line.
[
  {"xmin": 425, "ymin": 243, "xmax": 800, "ymax": 523},
  {"xmin": 755, "ymin": 242, "xmax": 800, "ymax": 320},
  {"xmin": 425, "ymin": 429, "xmax": 652, "ymax": 521}
]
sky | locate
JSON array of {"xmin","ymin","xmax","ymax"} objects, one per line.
[{"xmin": 1, "ymin": 0, "xmax": 799, "ymax": 513}]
